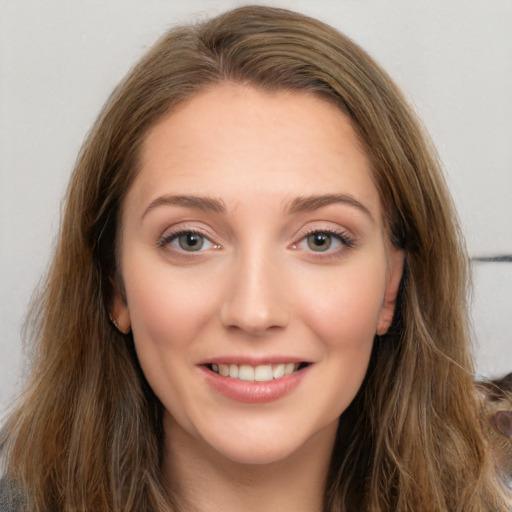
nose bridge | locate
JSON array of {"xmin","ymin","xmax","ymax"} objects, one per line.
[{"xmin": 220, "ymin": 243, "xmax": 290, "ymax": 335}]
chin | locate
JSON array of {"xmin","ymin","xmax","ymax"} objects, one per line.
[
  {"xmin": 195, "ymin": 415, "xmax": 338, "ymax": 467},
  {"xmin": 212, "ymin": 437, "xmax": 307, "ymax": 466}
]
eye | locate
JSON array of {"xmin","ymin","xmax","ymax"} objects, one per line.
[
  {"xmin": 306, "ymin": 232, "xmax": 336, "ymax": 252},
  {"xmin": 295, "ymin": 229, "xmax": 354, "ymax": 254},
  {"xmin": 176, "ymin": 232, "xmax": 209, "ymax": 251},
  {"xmin": 159, "ymin": 230, "xmax": 217, "ymax": 252}
]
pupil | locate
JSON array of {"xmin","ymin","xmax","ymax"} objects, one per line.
[
  {"xmin": 308, "ymin": 233, "xmax": 331, "ymax": 251},
  {"xmin": 179, "ymin": 233, "xmax": 203, "ymax": 251}
]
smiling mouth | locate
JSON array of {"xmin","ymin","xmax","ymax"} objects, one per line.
[{"xmin": 205, "ymin": 362, "xmax": 310, "ymax": 382}]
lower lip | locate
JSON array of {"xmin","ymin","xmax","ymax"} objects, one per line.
[{"xmin": 200, "ymin": 365, "xmax": 310, "ymax": 403}]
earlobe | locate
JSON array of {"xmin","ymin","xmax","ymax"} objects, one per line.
[
  {"xmin": 376, "ymin": 249, "xmax": 404, "ymax": 336},
  {"xmin": 110, "ymin": 278, "xmax": 131, "ymax": 334}
]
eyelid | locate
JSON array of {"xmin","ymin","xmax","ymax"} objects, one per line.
[
  {"xmin": 302, "ymin": 227, "xmax": 354, "ymax": 245},
  {"xmin": 291, "ymin": 225, "xmax": 356, "ymax": 255},
  {"xmin": 157, "ymin": 222, "xmax": 355, "ymax": 256},
  {"xmin": 157, "ymin": 225, "xmax": 221, "ymax": 252}
]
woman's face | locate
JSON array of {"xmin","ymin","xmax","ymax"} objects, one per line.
[{"xmin": 113, "ymin": 84, "xmax": 403, "ymax": 466}]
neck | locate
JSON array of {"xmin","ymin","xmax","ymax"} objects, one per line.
[{"xmin": 162, "ymin": 415, "xmax": 337, "ymax": 512}]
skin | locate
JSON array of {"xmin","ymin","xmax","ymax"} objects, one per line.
[{"xmin": 112, "ymin": 83, "xmax": 403, "ymax": 511}]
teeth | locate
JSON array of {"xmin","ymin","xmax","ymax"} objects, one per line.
[
  {"xmin": 254, "ymin": 364, "xmax": 273, "ymax": 382},
  {"xmin": 238, "ymin": 365, "xmax": 255, "ymax": 381},
  {"xmin": 210, "ymin": 362, "xmax": 302, "ymax": 381},
  {"xmin": 218, "ymin": 364, "xmax": 230, "ymax": 377},
  {"xmin": 273, "ymin": 363, "xmax": 285, "ymax": 379},
  {"xmin": 284, "ymin": 363, "xmax": 296, "ymax": 376},
  {"xmin": 229, "ymin": 364, "xmax": 238, "ymax": 378}
]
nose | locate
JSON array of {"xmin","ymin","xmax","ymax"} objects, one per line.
[{"xmin": 220, "ymin": 251, "xmax": 290, "ymax": 336}]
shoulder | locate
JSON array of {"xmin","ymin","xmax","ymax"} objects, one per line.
[{"xmin": 0, "ymin": 478, "xmax": 25, "ymax": 512}]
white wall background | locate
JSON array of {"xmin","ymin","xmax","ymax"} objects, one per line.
[{"xmin": 1, "ymin": 0, "xmax": 511, "ymax": 417}]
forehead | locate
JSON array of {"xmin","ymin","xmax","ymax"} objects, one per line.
[{"xmin": 129, "ymin": 83, "xmax": 381, "ymax": 221}]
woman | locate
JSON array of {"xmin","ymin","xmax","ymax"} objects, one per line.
[{"xmin": 1, "ymin": 5, "xmax": 509, "ymax": 511}]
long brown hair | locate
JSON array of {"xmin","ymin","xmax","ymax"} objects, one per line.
[{"xmin": 1, "ymin": 6, "xmax": 509, "ymax": 511}]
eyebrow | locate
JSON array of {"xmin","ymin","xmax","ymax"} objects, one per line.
[
  {"xmin": 142, "ymin": 192, "xmax": 373, "ymax": 220},
  {"xmin": 287, "ymin": 194, "xmax": 373, "ymax": 219},
  {"xmin": 142, "ymin": 194, "xmax": 226, "ymax": 219}
]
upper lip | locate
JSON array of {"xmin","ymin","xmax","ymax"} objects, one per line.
[{"xmin": 199, "ymin": 355, "xmax": 312, "ymax": 366}]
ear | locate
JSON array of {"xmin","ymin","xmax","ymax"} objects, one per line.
[
  {"xmin": 109, "ymin": 277, "xmax": 131, "ymax": 334},
  {"xmin": 491, "ymin": 410, "xmax": 512, "ymax": 439},
  {"xmin": 376, "ymin": 249, "xmax": 404, "ymax": 336}
]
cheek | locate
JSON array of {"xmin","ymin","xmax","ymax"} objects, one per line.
[
  {"xmin": 124, "ymin": 262, "xmax": 221, "ymax": 352},
  {"xmin": 123, "ymin": 265, "xmax": 221, "ymax": 428},
  {"xmin": 297, "ymin": 262, "xmax": 387, "ymax": 346},
  {"xmin": 300, "ymin": 267, "xmax": 384, "ymax": 415}
]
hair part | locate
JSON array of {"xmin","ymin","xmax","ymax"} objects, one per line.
[{"xmin": 1, "ymin": 5, "xmax": 509, "ymax": 511}]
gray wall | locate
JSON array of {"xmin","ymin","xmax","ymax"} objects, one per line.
[{"xmin": 1, "ymin": 0, "xmax": 511, "ymax": 416}]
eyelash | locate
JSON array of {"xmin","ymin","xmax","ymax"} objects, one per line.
[
  {"xmin": 295, "ymin": 228, "xmax": 355, "ymax": 254},
  {"xmin": 157, "ymin": 229, "xmax": 219, "ymax": 253},
  {"xmin": 158, "ymin": 227, "xmax": 355, "ymax": 256}
]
